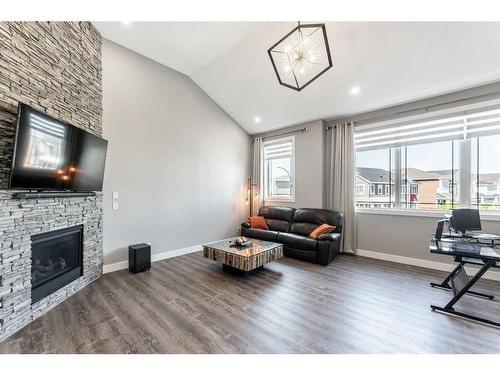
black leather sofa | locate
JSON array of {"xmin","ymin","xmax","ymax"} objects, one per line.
[{"xmin": 241, "ymin": 206, "xmax": 344, "ymax": 266}]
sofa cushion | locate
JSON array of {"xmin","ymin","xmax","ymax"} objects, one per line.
[
  {"xmin": 277, "ymin": 232, "xmax": 318, "ymax": 251},
  {"xmin": 290, "ymin": 208, "xmax": 343, "ymax": 236},
  {"xmin": 309, "ymin": 224, "xmax": 336, "ymax": 239},
  {"xmin": 259, "ymin": 206, "xmax": 295, "ymax": 232},
  {"xmin": 248, "ymin": 216, "xmax": 269, "ymax": 230},
  {"xmin": 241, "ymin": 227, "xmax": 279, "ymax": 242}
]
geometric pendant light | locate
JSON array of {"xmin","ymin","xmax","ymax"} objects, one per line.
[{"xmin": 267, "ymin": 22, "xmax": 333, "ymax": 91}]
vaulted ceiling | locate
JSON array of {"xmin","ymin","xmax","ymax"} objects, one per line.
[{"xmin": 94, "ymin": 22, "xmax": 500, "ymax": 134}]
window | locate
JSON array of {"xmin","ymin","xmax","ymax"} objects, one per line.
[
  {"xmin": 354, "ymin": 101, "xmax": 500, "ymax": 212},
  {"xmin": 356, "ymin": 148, "xmax": 394, "ymax": 207},
  {"xmin": 356, "ymin": 141, "xmax": 459, "ymax": 210},
  {"xmin": 356, "ymin": 185, "xmax": 365, "ymax": 195},
  {"xmin": 471, "ymin": 134, "xmax": 500, "ymax": 210},
  {"xmin": 263, "ymin": 136, "xmax": 295, "ymax": 202},
  {"xmin": 402, "ymin": 140, "xmax": 459, "ymax": 210}
]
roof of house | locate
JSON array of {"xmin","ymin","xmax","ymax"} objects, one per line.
[
  {"xmin": 430, "ymin": 169, "xmax": 454, "ymax": 177},
  {"xmin": 406, "ymin": 168, "xmax": 441, "ymax": 181},
  {"xmin": 356, "ymin": 167, "xmax": 391, "ymax": 183},
  {"xmin": 357, "ymin": 167, "xmax": 438, "ymax": 183},
  {"xmin": 477, "ymin": 173, "xmax": 500, "ymax": 183}
]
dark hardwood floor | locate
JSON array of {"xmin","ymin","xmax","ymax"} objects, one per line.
[{"xmin": 1, "ymin": 252, "xmax": 500, "ymax": 353}]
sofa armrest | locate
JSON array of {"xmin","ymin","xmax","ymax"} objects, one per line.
[
  {"xmin": 241, "ymin": 222, "xmax": 251, "ymax": 229},
  {"xmin": 317, "ymin": 233, "xmax": 341, "ymax": 241},
  {"xmin": 317, "ymin": 233, "xmax": 342, "ymax": 265}
]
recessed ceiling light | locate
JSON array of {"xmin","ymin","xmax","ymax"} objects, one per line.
[
  {"xmin": 122, "ymin": 21, "xmax": 132, "ymax": 26},
  {"xmin": 350, "ymin": 86, "xmax": 361, "ymax": 95},
  {"xmin": 254, "ymin": 116, "xmax": 262, "ymax": 124}
]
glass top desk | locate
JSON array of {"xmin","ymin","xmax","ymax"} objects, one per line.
[{"xmin": 429, "ymin": 238, "xmax": 500, "ymax": 327}]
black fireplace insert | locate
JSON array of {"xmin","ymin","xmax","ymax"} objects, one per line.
[{"xmin": 31, "ymin": 225, "xmax": 83, "ymax": 303}]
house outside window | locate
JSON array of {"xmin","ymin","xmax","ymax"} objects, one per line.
[
  {"xmin": 354, "ymin": 102, "xmax": 500, "ymax": 212},
  {"xmin": 263, "ymin": 136, "xmax": 295, "ymax": 202}
]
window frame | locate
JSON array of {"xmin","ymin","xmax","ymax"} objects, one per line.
[
  {"xmin": 356, "ymin": 184, "xmax": 365, "ymax": 195},
  {"xmin": 262, "ymin": 135, "xmax": 296, "ymax": 203},
  {"xmin": 355, "ymin": 138, "xmax": 500, "ymax": 214}
]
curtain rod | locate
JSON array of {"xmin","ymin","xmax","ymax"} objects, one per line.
[
  {"xmin": 325, "ymin": 123, "xmax": 353, "ymax": 130},
  {"xmin": 253, "ymin": 127, "xmax": 308, "ymax": 142}
]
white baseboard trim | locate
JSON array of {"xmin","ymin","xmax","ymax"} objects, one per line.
[
  {"xmin": 356, "ymin": 248, "xmax": 500, "ymax": 281},
  {"xmin": 103, "ymin": 244, "xmax": 202, "ymax": 274}
]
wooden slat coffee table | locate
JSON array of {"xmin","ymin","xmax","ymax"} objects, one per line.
[{"xmin": 203, "ymin": 238, "xmax": 283, "ymax": 274}]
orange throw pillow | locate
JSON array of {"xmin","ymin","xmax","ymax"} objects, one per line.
[
  {"xmin": 309, "ymin": 224, "xmax": 336, "ymax": 239},
  {"xmin": 248, "ymin": 216, "xmax": 269, "ymax": 230}
]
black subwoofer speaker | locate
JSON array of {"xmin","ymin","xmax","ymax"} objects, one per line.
[{"xmin": 129, "ymin": 243, "xmax": 151, "ymax": 273}]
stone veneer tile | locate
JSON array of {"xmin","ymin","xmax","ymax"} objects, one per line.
[{"xmin": 0, "ymin": 22, "xmax": 103, "ymax": 342}]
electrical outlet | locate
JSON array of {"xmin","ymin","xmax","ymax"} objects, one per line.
[
  {"xmin": 112, "ymin": 191, "xmax": 119, "ymax": 199},
  {"xmin": 112, "ymin": 201, "xmax": 119, "ymax": 210}
]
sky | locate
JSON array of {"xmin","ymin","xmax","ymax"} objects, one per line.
[{"xmin": 356, "ymin": 135, "xmax": 500, "ymax": 174}]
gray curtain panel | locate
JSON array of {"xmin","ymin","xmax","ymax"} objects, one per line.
[
  {"xmin": 327, "ymin": 122, "xmax": 357, "ymax": 254},
  {"xmin": 251, "ymin": 137, "xmax": 264, "ymax": 216}
]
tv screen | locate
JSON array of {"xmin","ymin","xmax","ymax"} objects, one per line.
[{"xmin": 9, "ymin": 104, "xmax": 108, "ymax": 191}]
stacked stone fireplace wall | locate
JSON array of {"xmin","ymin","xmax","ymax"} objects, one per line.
[{"xmin": 0, "ymin": 22, "xmax": 103, "ymax": 341}]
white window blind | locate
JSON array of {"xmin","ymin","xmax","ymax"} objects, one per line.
[
  {"xmin": 263, "ymin": 136, "xmax": 295, "ymax": 202},
  {"xmin": 263, "ymin": 138, "xmax": 293, "ymax": 160},
  {"xmin": 354, "ymin": 100, "xmax": 500, "ymax": 150}
]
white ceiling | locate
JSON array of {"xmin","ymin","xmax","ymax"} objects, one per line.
[
  {"xmin": 94, "ymin": 22, "xmax": 265, "ymax": 75},
  {"xmin": 95, "ymin": 22, "xmax": 500, "ymax": 134}
]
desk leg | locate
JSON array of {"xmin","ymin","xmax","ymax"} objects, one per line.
[
  {"xmin": 430, "ymin": 261, "xmax": 494, "ymax": 300},
  {"xmin": 431, "ymin": 261, "xmax": 500, "ymax": 328}
]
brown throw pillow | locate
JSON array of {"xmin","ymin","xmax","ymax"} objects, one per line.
[
  {"xmin": 309, "ymin": 224, "xmax": 336, "ymax": 239},
  {"xmin": 248, "ymin": 216, "xmax": 269, "ymax": 230}
]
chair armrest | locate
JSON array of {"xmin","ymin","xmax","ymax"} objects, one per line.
[
  {"xmin": 241, "ymin": 222, "xmax": 251, "ymax": 229},
  {"xmin": 317, "ymin": 233, "xmax": 341, "ymax": 241}
]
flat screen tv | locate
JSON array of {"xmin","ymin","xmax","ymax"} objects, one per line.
[{"xmin": 9, "ymin": 103, "xmax": 108, "ymax": 191}]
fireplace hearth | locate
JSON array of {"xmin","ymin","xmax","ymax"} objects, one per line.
[{"xmin": 31, "ymin": 225, "xmax": 84, "ymax": 303}]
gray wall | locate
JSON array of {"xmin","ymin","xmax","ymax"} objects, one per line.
[
  {"xmin": 357, "ymin": 212, "xmax": 500, "ymax": 264},
  {"xmin": 102, "ymin": 39, "xmax": 251, "ymax": 266},
  {"xmin": 259, "ymin": 120, "xmax": 325, "ymax": 209}
]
